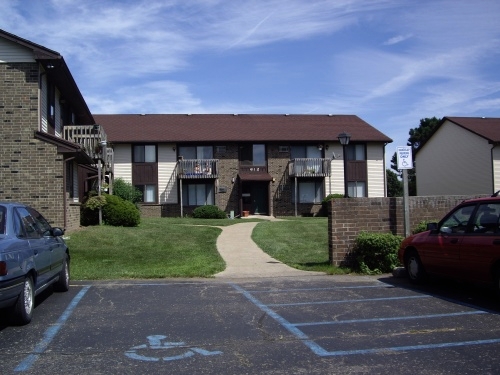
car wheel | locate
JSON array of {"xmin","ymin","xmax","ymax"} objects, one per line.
[
  {"xmin": 13, "ymin": 276, "xmax": 34, "ymax": 325},
  {"xmin": 405, "ymin": 250, "xmax": 426, "ymax": 284},
  {"xmin": 54, "ymin": 255, "xmax": 70, "ymax": 292}
]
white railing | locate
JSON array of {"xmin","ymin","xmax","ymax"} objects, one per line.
[{"xmin": 289, "ymin": 158, "xmax": 331, "ymax": 177}]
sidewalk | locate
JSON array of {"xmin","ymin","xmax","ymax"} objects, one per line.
[{"xmin": 214, "ymin": 218, "xmax": 325, "ymax": 278}]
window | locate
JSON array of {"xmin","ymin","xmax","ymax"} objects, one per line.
[
  {"xmin": 346, "ymin": 144, "xmax": 365, "ymax": 160},
  {"xmin": 440, "ymin": 205, "xmax": 475, "ymax": 234},
  {"xmin": 66, "ymin": 161, "xmax": 74, "ymax": 199},
  {"xmin": 133, "ymin": 145, "xmax": 156, "ymax": 162},
  {"xmin": 472, "ymin": 203, "xmax": 500, "ymax": 233},
  {"xmin": 0, "ymin": 206, "xmax": 5, "ymax": 235},
  {"xmin": 348, "ymin": 181, "xmax": 366, "ymax": 197},
  {"xmin": 291, "ymin": 145, "xmax": 322, "ymax": 159},
  {"xmin": 15, "ymin": 208, "xmax": 41, "ymax": 239},
  {"xmin": 182, "ymin": 183, "xmax": 214, "ymax": 206},
  {"xmin": 132, "ymin": 144, "xmax": 158, "ymax": 203},
  {"xmin": 292, "ymin": 180, "xmax": 324, "ymax": 203},
  {"xmin": 136, "ymin": 184, "xmax": 157, "ymax": 203},
  {"xmin": 178, "ymin": 146, "xmax": 213, "ymax": 160},
  {"xmin": 239, "ymin": 144, "xmax": 266, "ymax": 166},
  {"xmin": 47, "ymin": 81, "xmax": 56, "ymax": 131}
]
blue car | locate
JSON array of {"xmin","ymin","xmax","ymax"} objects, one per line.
[{"xmin": 0, "ymin": 202, "xmax": 70, "ymax": 325}]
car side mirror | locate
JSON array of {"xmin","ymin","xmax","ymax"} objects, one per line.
[
  {"xmin": 51, "ymin": 227, "xmax": 65, "ymax": 237},
  {"xmin": 426, "ymin": 222, "xmax": 438, "ymax": 231}
]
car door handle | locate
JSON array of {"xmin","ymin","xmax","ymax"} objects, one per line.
[{"xmin": 493, "ymin": 240, "xmax": 500, "ymax": 245}]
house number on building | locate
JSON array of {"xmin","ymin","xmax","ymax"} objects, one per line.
[
  {"xmin": 125, "ymin": 335, "xmax": 223, "ymax": 362},
  {"xmin": 249, "ymin": 167, "xmax": 260, "ymax": 171}
]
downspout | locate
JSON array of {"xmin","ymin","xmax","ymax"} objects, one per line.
[
  {"xmin": 491, "ymin": 144, "xmax": 497, "ymax": 194},
  {"xmin": 383, "ymin": 142, "xmax": 388, "ymax": 197},
  {"xmin": 63, "ymin": 156, "xmax": 76, "ymax": 231}
]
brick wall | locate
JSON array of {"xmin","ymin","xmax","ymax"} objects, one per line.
[
  {"xmin": 0, "ymin": 62, "xmax": 77, "ymax": 230},
  {"xmin": 328, "ymin": 195, "xmax": 486, "ymax": 266}
]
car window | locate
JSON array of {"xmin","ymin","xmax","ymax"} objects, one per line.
[
  {"xmin": 440, "ymin": 204, "xmax": 475, "ymax": 234},
  {"xmin": 473, "ymin": 203, "xmax": 500, "ymax": 233},
  {"xmin": 15, "ymin": 207, "xmax": 42, "ymax": 239},
  {"xmin": 13, "ymin": 210, "xmax": 27, "ymax": 238},
  {"xmin": 0, "ymin": 205, "xmax": 5, "ymax": 235},
  {"xmin": 27, "ymin": 208, "xmax": 52, "ymax": 236}
]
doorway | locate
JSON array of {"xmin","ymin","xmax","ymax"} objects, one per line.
[{"xmin": 241, "ymin": 182, "xmax": 269, "ymax": 215}]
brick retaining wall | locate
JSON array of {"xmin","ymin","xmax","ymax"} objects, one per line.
[{"xmin": 328, "ymin": 195, "xmax": 486, "ymax": 266}]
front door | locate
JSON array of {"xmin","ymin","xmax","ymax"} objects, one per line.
[
  {"xmin": 251, "ymin": 183, "xmax": 268, "ymax": 215},
  {"xmin": 241, "ymin": 182, "xmax": 269, "ymax": 215}
]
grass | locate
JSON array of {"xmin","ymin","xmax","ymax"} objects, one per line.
[
  {"xmin": 252, "ymin": 217, "xmax": 351, "ymax": 275},
  {"xmin": 65, "ymin": 216, "xmax": 350, "ymax": 280}
]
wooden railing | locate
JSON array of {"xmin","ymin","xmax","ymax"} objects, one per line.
[
  {"xmin": 289, "ymin": 158, "xmax": 331, "ymax": 177},
  {"xmin": 63, "ymin": 124, "xmax": 114, "ymax": 175},
  {"xmin": 177, "ymin": 159, "xmax": 218, "ymax": 178}
]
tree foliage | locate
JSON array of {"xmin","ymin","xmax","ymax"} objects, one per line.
[
  {"xmin": 386, "ymin": 169, "xmax": 403, "ymax": 197},
  {"xmin": 391, "ymin": 117, "xmax": 441, "ymax": 195}
]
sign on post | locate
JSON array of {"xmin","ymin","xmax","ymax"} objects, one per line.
[
  {"xmin": 396, "ymin": 146, "xmax": 413, "ymax": 170},
  {"xmin": 396, "ymin": 146, "xmax": 413, "ymax": 237}
]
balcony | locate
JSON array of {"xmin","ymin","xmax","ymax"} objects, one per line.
[
  {"xmin": 177, "ymin": 159, "xmax": 218, "ymax": 179},
  {"xmin": 289, "ymin": 158, "xmax": 331, "ymax": 177},
  {"xmin": 63, "ymin": 125, "xmax": 114, "ymax": 172}
]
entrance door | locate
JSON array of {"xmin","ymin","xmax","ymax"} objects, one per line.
[{"xmin": 251, "ymin": 183, "xmax": 268, "ymax": 215}]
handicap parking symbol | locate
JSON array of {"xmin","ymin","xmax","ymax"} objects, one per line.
[{"xmin": 125, "ymin": 335, "xmax": 223, "ymax": 362}]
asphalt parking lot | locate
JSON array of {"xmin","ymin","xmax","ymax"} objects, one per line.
[{"xmin": 2, "ymin": 275, "xmax": 500, "ymax": 374}]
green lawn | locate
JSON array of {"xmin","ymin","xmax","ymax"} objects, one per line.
[{"xmin": 66, "ymin": 217, "xmax": 349, "ymax": 280}]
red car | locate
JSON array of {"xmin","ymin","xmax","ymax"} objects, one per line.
[{"xmin": 398, "ymin": 194, "xmax": 500, "ymax": 292}]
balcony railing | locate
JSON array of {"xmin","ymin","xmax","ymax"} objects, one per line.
[
  {"xmin": 289, "ymin": 158, "xmax": 331, "ymax": 177},
  {"xmin": 177, "ymin": 159, "xmax": 218, "ymax": 179},
  {"xmin": 63, "ymin": 125, "xmax": 114, "ymax": 175}
]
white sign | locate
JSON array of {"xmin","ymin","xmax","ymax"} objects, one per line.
[{"xmin": 396, "ymin": 146, "xmax": 413, "ymax": 169}]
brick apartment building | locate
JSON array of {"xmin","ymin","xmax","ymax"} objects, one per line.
[
  {"xmin": 95, "ymin": 114, "xmax": 393, "ymax": 218},
  {"xmin": 0, "ymin": 29, "xmax": 112, "ymax": 231}
]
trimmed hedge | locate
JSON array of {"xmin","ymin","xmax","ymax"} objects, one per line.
[
  {"xmin": 353, "ymin": 232, "xmax": 404, "ymax": 274},
  {"xmin": 102, "ymin": 194, "xmax": 141, "ymax": 227},
  {"xmin": 192, "ymin": 205, "xmax": 227, "ymax": 219}
]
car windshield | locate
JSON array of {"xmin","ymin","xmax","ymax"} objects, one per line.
[{"xmin": 0, "ymin": 205, "xmax": 5, "ymax": 234}]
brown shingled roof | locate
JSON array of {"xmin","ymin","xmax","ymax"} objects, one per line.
[
  {"xmin": 444, "ymin": 117, "xmax": 500, "ymax": 142},
  {"xmin": 93, "ymin": 114, "xmax": 392, "ymax": 144}
]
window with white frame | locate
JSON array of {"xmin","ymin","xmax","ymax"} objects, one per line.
[
  {"xmin": 182, "ymin": 183, "xmax": 214, "ymax": 206},
  {"xmin": 292, "ymin": 180, "xmax": 324, "ymax": 203},
  {"xmin": 348, "ymin": 181, "xmax": 366, "ymax": 197},
  {"xmin": 132, "ymin": 144, "xmax": 158, "ymax": 203}
]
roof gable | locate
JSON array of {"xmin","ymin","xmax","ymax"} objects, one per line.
[
  {"xmin": 444, "ymin": 117, "xmax": 500, "ymax": 143},
  {"xmin": 93, "ymin": 114, "xmax": 392, "ymax": 144}
]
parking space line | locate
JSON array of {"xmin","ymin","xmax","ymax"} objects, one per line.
[
  {"xmin": 268, "ymin": 295, "xmax": 430, "ymax": 307},
  {"xmin": 294, "ymin": 310, "xmax": 487, "ymax": 326},
  {"xmin": 14, "ymin": 285, "xmax": 91, "ymax": 372},
  {"xmin": 247, "ymin": 285, "xmax": 392, "ymax": 293},
  {"xmin": 231, "ymin": 283, "xmax": 500, "ymax": 358}
]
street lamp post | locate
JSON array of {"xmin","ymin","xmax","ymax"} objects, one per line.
[{"xmin": 337, "ymin": 132, "xmax": 351, "ymax": 198}]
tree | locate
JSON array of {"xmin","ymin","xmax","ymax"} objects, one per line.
[
  {"xmin": 391, "ymin": 117, "xmax": 441, "ymax": 195},
  {"xmin": 386, "ymin": 169, "xmax": 403, "ymax": 197}
]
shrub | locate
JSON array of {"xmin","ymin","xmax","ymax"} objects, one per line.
[
  {"xmin": 413, "ymin": 220, "xmax": 439, "ymax": 234},
  {"xmin": 192, "ymin": 205, "xmax": 227, "ymax": 219},
  {"xmin": 353, "ymin": 232, "xmax": 404, "ymax": 274},
  {"xmin": 80, "ymin": 193, "xmax": 106, "ymax": 226},
  {"xmin": 113, "ymin": 178, "xmax": 142, "ymax": 204},
  {"xmin": 102, "ymin": 194, "xmax": 141, "ymax": 227},
  {"xmin": 320, "ymin": 194, "xmax": 344, "ymax": 216}
]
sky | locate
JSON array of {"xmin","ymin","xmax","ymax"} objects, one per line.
[{"xmin": 2, "ymin": 0, "xmax": 500, "ymax": 165}]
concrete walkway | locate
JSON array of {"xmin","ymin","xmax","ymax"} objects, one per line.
[{"xmin": 214, "ymin": 218, "xmax": 325, "ymax": 279}]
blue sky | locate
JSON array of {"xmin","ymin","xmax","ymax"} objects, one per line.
[{"xmin": 2, "ymin": 0, "xmax": 500, "ymax": 164}]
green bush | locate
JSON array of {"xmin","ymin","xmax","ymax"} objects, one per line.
[
  {"xmin": 320, "ymin": 194, "xmax": 344, "ymax": 216},
  {"xmin": 413, "ymin": 220, "xmax": 439, "ymax": 234},
  {"xmin": 102, "ymin": 194, "xmax": 141, "ymax": 227},
  {"xmin": 113, "ymin": 178, "xmax": 142, "ymax": 204},
  {"xmin": 80, "ymin": 192, "xmax": 105, "ymax": 226},
  {"xmin": 353, "ymin": 232, "xmax": 404, "ymax": 274},
  {"xmin": 192, "ymin": 205, "xmax": 227, "ymax": 219}
]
